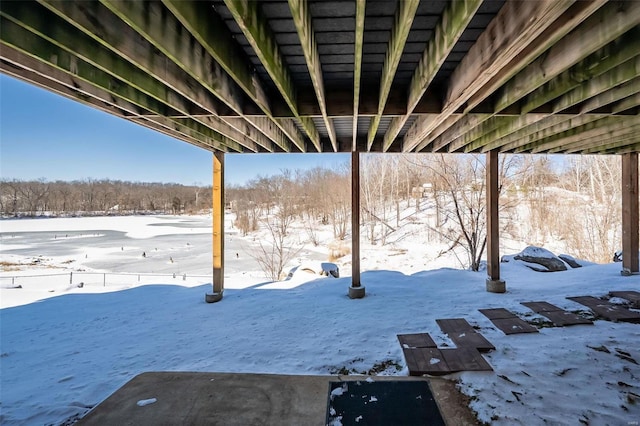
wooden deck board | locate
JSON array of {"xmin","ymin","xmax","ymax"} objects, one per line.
[
  {"xmin": 489, "ymin": 318, "xmax": 539, "ymax": 334},
  {"xmin": 479, "ymin": 308, "xmax": 539, "ymax": 334},
  {"xmin": 397, "ymin": 333, "xmax": 437, "ymax": 349},
  {"xmin": 610, "ymin": 291, "xmax": 640, "ymax": 308},
  {"xmin": 478, "ymin": 308, "xmax": 516, "ymax": 320},
  {"xmin": 402, "ymin": 348, "xmax": 450, "ymax": 376},
  {"xmin": 520, "ymin": 301, "xmax": 561, "ymax": 313},
  {"xmin": 440, "ymin": 347, "xmax": 493, "ymax": 372},
  {"xmin": 521, "ymin": 301, "xmax": 593, "ymax": 326},
  {"xmin": 567, "ymin": 296, "xmax": 640, "ymax": 323},
  {"xmin": 402, "ymin": 347, "xmax": 493, "ymax": 376},
  {"xmin": 436, "ymin": 318, "xmax": 495, "ymax": 352}
]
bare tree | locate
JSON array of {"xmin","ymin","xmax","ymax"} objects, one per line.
[{"xmin": 250, "ymin": 172, "xmax": 303, "ymax": 281}]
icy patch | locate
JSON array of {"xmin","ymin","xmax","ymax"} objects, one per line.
[
  {"xmin": 429, "ymin": 358, "xmax": 441, "ymax": 365},
  {"xmin": 369, "ymin": 396, "xmax": 378, "ymax": 403},
  {"xmin": 136, "ymin": 398, "xmax": 157, "ymax": 407}
]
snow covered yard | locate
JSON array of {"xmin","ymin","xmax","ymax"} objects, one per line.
[{"xmin": 1, "ymin": 216, "xmax": 639, "ymax": 425}]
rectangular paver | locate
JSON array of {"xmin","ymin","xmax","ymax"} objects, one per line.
[
  {"xmin": 478, "ymin": 308, "xmax": 516, "ymax": 320},
  {"xmin": 397, "ymin": 333, "xmax": 437, "ymax": 349},
  {"xmin": 402, "ymin": 348, "xmax": 450, "ymax": 376},
  {"xmin": 609, "ymin": 291, "xmax": 640, "ymax": 308},
  {"xmin": 440, "ymin": 347, "xmax": 493, "ymax": 372},
  {"xmin": 521, "ymin": 301, "xmax": 593, "ymax": 326},
  {"xmin": 567, "ymin": 296, "xmax": 640, "ymax": 323},
  {"xmin": 402, "ymin": 347, "xmax": 493, "ymax": 376},
  {"xmin": 436, "ymin": 318, "xmax": 495, "ymax": 352},
  {"xmin": 479, "ymin": 308, "xmax": 539, "ymax": 334}
]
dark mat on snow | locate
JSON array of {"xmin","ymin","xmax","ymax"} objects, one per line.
[
  {"xmin": 326, "ymin": 380, "xmax": 445, "ymax": 426},
  {"xmin": 397, "ymin": 333, "xmax": 437, "ymax": 349},
  {"xmin": 402, "ymin": 346, "xmax": 493, "ymax": 376},
  {"xmin": 521, "ymin": 301, "xmax": 593, "ymax": 326},
  {"xmin": 567, "ymin": 296, "xmax": 640, "ymax": 323},
  {"xmin": 436, "ymin": 318, "xmax": 495, "ymax": 352},
  {"xmin": 609, "ymin": 291, "xmax": 640, "ymax": 308},
  {"xmin": 479, "ymin": 308, "xmax": 539, "ymax": 334}
]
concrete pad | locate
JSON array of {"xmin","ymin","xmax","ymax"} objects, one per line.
[{"xmin": 76, "ymin": 372, "xmax": 478, "ymax": 425}]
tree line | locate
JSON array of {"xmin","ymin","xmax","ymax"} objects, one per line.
[
  {"xmin": 0, "ymin": 178, "xmax": 212, "ymax": 216},
  {"xmin": 227, "ymin": 154, "xmax": 625, "ymax": 278}
]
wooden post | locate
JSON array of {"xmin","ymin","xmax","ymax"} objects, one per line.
[
  {"xmin": 349, "ymin": 151, "xmax": 365, "ymax": 298},
  {"xmin": 486, "ymin": 150, "xmax": 505, "ymax": 292},
  {"xmin": 621, "ymin": 152, "xmax": 639, "ymax": 275},
  {"xmin": 206, "ymin": 151, "xmax": 225, "ymax": 303}
]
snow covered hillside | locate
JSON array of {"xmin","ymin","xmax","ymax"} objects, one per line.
[{"xmin": 1, "ymin": 215, "xmax": 639, "ymax": 425}]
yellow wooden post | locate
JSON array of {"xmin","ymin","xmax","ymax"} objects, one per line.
[
  {"xmin": 621, "ymin": 152, "xmax": 639, "ymax": 275},
  {"xmin": 206, "ymin": 151, "xmax": 225, "ymax": 302}
]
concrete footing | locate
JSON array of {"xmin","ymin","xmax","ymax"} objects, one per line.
[
  {"xmin": 205, "ymin": 292, "xmax": 223, "ymax": 303},
  {"xmin": 348, "ymin": 285, "xmax": 366, "ymax": 299},
  {"xmin": 486, "ymin": 279, "xmax": 506, "ymax": 293}
]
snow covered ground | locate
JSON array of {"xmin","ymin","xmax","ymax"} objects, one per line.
[{"xmin": 1, "ymin": 215, "xmax": 639, "ymax": 425}]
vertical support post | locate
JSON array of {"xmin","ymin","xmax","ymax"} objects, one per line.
[
  {"xmin": 206, "ymin": 151, "xmax": 225, "ymax": 303},
  {"xmin": 486, "ymin": 150, "xmax": 506, "ymax": 293},
  {"xmin": 349, "ymin": 151, "xmax": 365, "ymax": 299},
  {"xmin": 621, "ymin": 152, "xmax": 639, "ymax": 276}
]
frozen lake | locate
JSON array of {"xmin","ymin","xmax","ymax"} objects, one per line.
[{"xmin": 0, "ymin": 215, "xmax": 328, "ymax": 277}]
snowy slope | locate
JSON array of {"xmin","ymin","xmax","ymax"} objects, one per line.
[{"xmin": 1, "ymin": 215, "xmax": 639, "ymax": 425}]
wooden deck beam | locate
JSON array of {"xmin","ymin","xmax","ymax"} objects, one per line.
[
  {"xmin": 349, "ymin": 151, "xmax": 364, "ymax": 298},
  {"xmin": 403, "ymin": 0, "xmax": 577, "ymax": 152},
  {"xmin": 486, "ymin": 150, "xmax": 504, "ymax": 293},
  {"xmin": 352, "ymin": 0, "xmax": 365, "ymax": 152},
  {"xmin": 159, "ymin": 0, "xmax": 301, "ymax": 152},
  {"xmin": 289, "ymin": 0, "xmax": 336, "ymax": 151},
  {"xmin": 208, "ymin": 152, "xmax": 225, "ymax": 303},
  {"xmin": 367, "ymin": 0, "xmax": 419, "ymax": 150},
  {"xmin": 224, "ymin": 0, "xmax": 321, "ymax": 151},
  {"xmin": 383, "ymin": 0, "xmax": 481, "ymax": 151}
]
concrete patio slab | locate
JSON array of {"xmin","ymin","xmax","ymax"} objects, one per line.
[{"xmin": 76, "ymin": 372, "xmax": 478, "ymax": 425}]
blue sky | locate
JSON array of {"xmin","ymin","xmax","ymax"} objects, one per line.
[{"xmin": 0, "ymin": 74, "xmax": 348, "ymax": 186}]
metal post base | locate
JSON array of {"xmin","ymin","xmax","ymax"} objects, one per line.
[
  {"xmin": 205, "ymin": 292, "xmax": 223, "ymax": 303},
  {"xmin": 348, "ymin": 286, "xmax": 366, "ymax": 299},
  {"xmin": 486, "ymin": 278, "xmax": 506, "ymax": 293}
]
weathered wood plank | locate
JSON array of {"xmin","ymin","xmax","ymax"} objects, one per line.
[
  {"xmin": 351, "ymin": 152, "xmax": 361, "ymax": 288},
  {"xmin": 224, "ymin": 0, "xmax": 321, "ymax": 151},
  {"xmin": 367, "ymin": 0, "xmax": 419, "ymax": 149},
  {"xmin": 486, "ymin": 151, "xmax": 500, "ymax": 282},
  {"xmin": 0, "ymin": 18, "xmax": 243, "ymax": 152},
  {"xmin": 440, "ymin": 347, "xmax": 493, "ymax": 373},
  {"xmin": 383, "ymin": 0, "xmax": 482, "ymax": 151},
  {"xmin": 351, "ymin": 0, "xmax": 365, "ymax": 151},
  {"xmin": 18, "ymin": 1, "xmax": 262, "ymax": 152},
  {"xmin": 288, "ymin": 0, "xmax": 336, "ymax": 151},
  {"xmin": 567, "ymin": 296, "xmax": 640, "ymax": 323},
  {"xmin": 494, "ymin": 1, "xmax": 640, "ymax": 114},
  {"xmin": 489, "ymin": 318, "xmax": 539, "ymax": 335},
  {"xmin": 521, "ymin": 302, "xmax": 593, "ymax": 326},
  {"xmin": 397, "ymin": 333, "xmax": 437, "ymax": 349},
  {"xmin": 621, "ymin": 153, "xmax": 640, "ymax": 275},
  {"xmin": 478, "ymin": 308, "xmax": 515, "ymax": 320},
  {"xmin": 403, "ymin": 0, "xmax": 576, "ymax": 152},
  {"xmin": 610, "ymin": 291, "xmax": 640, "ymax": 308},
  {"xmin": 402, "ymin": 348, "xmax": 449, "ymax": 376},
  {"xmin": 479, "ymin": 308, "xmax": 539, "ymax": 334},
  {"xmin": 436, "ymin": 318, "xmax": 495, "ymax": 352}
]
